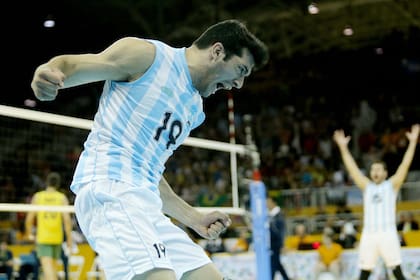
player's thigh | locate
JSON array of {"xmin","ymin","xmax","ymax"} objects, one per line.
[
  {"xmin": 157, "ymin": 215, "xmax": 214, "ymax": 279},
  {"xmin": 379, "ymin": 232, "xmax": 402, "ymax": 267},
  {"xmin": 358, "ymin": 233, "xmax": 380, "ymax": 270},
  {"xmin": 132, "ymin": 268, "xmax": 177, "ymax": 280},
  {"xmin": 75, "ymin": 181, "xmax": 174, "ymax": 279},
  {"xmin": 180, "ymin": 263, "xmax": 223, "ymax": 280}
]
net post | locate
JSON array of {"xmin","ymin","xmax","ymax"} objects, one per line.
[
  {"xmin": 243, "ymin": 114, "xmax": 271, "ymax": 280},
  {"xmin": 227, "ymin": 92, "xmax": 240, "ymax": 208}
]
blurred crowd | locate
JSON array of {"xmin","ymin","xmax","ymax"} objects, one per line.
[{"xmin": 1, "ymin": 93, "xmax": 419, "ymax": 209}]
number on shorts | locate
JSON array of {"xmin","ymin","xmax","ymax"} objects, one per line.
[{"xmin": 153, "ymin": 243, "xmax": 166, "ymax": 258}]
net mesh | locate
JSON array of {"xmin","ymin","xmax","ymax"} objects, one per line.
[{"xmin": 0, "ymin": 105, "xmax": 252, "ymax": 209}]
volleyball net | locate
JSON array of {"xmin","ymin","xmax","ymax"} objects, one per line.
[
  {"xmin": 0, "ymin": 104, "xmax": 253, "ymax": 215},
  {"xmin": 0, "ymin": 103, "xmax": 271, "ymax": 280}
]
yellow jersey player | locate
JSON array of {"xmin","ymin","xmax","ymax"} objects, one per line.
[{"xmin": 25, "ymin": 172, "xmax": 73, "ymax": 280}]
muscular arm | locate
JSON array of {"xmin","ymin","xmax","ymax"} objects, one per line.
[
  {"xmin": 31, "ymin": 37, "xmax": 156, "ymax": 101},
  {"xmin": 159, "ymin": 177, "xmax": 202, "ymax": 228},
  {"xmin": 390, "ymin": 124, "xmax": 420, "ymax": 191},
  {"xmin": 333, "ymin": 130, "xmax": 370, "ymax": 190},
  {"xmin": 158, "ymin": 177, "xmax": 231, "ymax": 240}
]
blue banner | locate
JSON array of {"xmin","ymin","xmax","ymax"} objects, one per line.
[{"xmin": 250, "ymin": 180, "xmax": 271, "ymax": 280}]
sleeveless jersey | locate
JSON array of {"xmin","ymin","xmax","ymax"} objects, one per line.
[
  {"xmin": 70, "ymin": 39, "xmax": 205, "ymax": 194},
  {"xmin": 35, "ymin": 190, "xmax": 65, "ymax": 244},
  {"xmin": 362, "ymin": 179, "xmax": 397, "ymax": 233}
]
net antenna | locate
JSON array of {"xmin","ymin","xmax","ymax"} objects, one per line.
[
  {"xmin": 0, "ymin": 104, "xmax": 247, "ymax": 215},
  {"xmin": 243, "ymin": 114, "xmax": 261, "ymax": 180},
  {"xmin": 227, "ymin": 92, "xmax": 240, "ymax": 208}
]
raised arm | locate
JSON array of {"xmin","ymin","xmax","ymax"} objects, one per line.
[
  {"xmin": 333, "ymin": 129, "xmax": 370, "ymax": 190},
  {"xmin": 158, "ymin": 177, "xmax": 231, "ymax": 240},
  {"xmin": 390, "ymin": 124, "xmax": 420, "ymax": 191},
  {"xmin": 31, "ymin": 37, "xmax": 155, "ymax": 101}
]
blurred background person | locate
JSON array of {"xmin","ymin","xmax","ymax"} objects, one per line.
[
  {"xmin": 315, "ymin": 229, "xmax": 343, "ymax": 280},
  {"xmin": 0, "ymin": 240, "xmax": 13, "ymax": 280},
  {"xmin": 266, "ymin": 195, "xmax": 290, "ymax": 280},
  {"xmin": 397, "ymin": 211, "xmax": 419, "ymax": 246},
  {"xmin": 333, "ymin": 124, "xmax": 419, "ymax": 280},
  {"xmin": 397, "ymin": 211, "xmax": 419, "ymax": 233},
  {"xmin": 25, "ymin": 172, "xmax": 73, "ymax": 280},
  {"xmin": 336, "ymin": 220, "xmax": 358, "ymax": 249},
  {"xmin": 287, "ymin": 223, "xmax": 317, "ymax": 251},
  {"xmin": 16, "ymin": 250, "xmax": 40, "ymax": 280},
  {"xmin": 229, "ymin": 227, "xmax": 251, "ymax": 253}
]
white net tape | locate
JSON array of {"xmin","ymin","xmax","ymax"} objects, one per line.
[{"xmin": 0, "ymin": 203, "xmax": 246, "ymax": 215}]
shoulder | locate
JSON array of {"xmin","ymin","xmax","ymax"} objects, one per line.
[
  {"xmin": 111, "ymin": 37, "xmax": 157, "ymax": 63},
  {"xmin": 114, "ymin": 38, "xmax": 180, "ymax": 82},
  {"xmin": 31, "ymin": 192, "xmax": 41, "ymax": 202},
  {"xmin": 274, "ymin": 212, "xmax": 285, "ymax": 221},
  {"xmin": 58, "ymin": 192, "xmax": 70, "ymax": 204},
  {"xmin": 384, "ymin": 179, "xmax": 396, "ymax": 191},
  {"xmin": 113, "ymin": 37, "xmax": 156, "ymax": 49}
]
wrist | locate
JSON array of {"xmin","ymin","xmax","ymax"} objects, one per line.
[{"xmin": 181, "ymin": 208, "xmax": 202, "ymax": 228}]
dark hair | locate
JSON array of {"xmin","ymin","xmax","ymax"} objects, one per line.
[
  {"xmin": 46, "ymin": 172, "xmax": 61, "ymax": 188},
  {"xmin": 370, "ymin": 160, "xmax": 387, "ymax": 171},
  {"xmin": 193, "ymin": 19, "xmax": 269, "ymax": 70}
]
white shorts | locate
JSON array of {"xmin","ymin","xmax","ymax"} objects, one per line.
[
  {"xmin": 358, "ymin": 231, "xmax": 402, "ymax": 270},
  {"xmin": 74, "ymin": 180, "xmax": 211, "ymax": 280}
]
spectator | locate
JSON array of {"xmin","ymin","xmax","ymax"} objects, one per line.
[
  {"xmin": 397, "ymin": 211, "xmax": 419, "ymax": 233},
  {"xmin": 17, "ymin": 250, "xmax": 40, "ymax": 280},
  {"xmin": 397, "ymin": 211, "xmax": 419, "ymax": 246},
  {"xmin": 315, "ymin": 230, "xmax": 343, "ymax": 280},
  {"xmin": 0, "ymin": 240, "xmax": 13, "ymax": 280},
  {"xmin": 204, "ymin": 237, "xmax": 225, "ymax": 256},
  {"xmin": 336, "ymin": 221, "xmax": 357, "ymax": 249},
  {"xmin": 230, "ymin": 227, "xmax": 251, "ymax": 253},
  {"xmin": 287, "ymin": 223, "xmax": 316, "ymax": 251}
]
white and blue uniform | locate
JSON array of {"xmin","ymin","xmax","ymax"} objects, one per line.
[
  {"xmin": 71, "ymin": 39, "xmax": 205, "ymax": 195},
  {"xmin": 72, "ymin": 39, "xmax": 210, "ymax": 280},
  {"xmin": 358, "ymin": 179, "xmax": 402, "ymax": 270}
]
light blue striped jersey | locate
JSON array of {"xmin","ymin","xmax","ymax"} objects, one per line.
[
  {"xmin": 362, "ymin": 179, "xmax": 397, "ymax": 233},
  {"xmin": 70, "ymin": 39, "xmax": 205, "ymax": 194}
]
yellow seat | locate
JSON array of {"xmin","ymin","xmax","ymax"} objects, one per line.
[{"xmin": 403, "ymin": 231, "xmax": 420, "ymax": 247}]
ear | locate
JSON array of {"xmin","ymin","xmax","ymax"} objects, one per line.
[{"xmin": 210, "ymin": 42, "xmax": 225, "ymax": 61}]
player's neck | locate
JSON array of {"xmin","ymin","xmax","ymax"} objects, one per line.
[{"xmin": 185, "ymin": 45, "xmax": 210, "ymax": 90}]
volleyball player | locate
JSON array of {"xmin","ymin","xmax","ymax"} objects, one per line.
[
  {"xmin": 31, "ymin": 19, "xmax": 269, "ymax": 280},
  {"xmin": 333, "ymin": 124, "xmax": 419, "ymax": 280},
  {"xmin": 25, "ymin": 172, "xmax": 73, "ymax": 280}
]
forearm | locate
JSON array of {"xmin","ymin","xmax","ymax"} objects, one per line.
[
  {"xmin": 40, "ymin": 55, "xmax": 89, "ymax": 88},
  {"xmin": 338, "ymin": 146, "xmax": 362, "ymax": 178},
  {"xmin": 393, "ymin": 140, "xmax": 418, "ymax": 186},
  {"xmin": 159, "ymin": 177, "xmax": 201, "ymax": 228},
  {"xmin": 399, "ymin": 140, "xmax": 417, "ymax": 170},
  {"xmin": 39, "ymin": 54, "xmax": 113, "ymax": 89}
]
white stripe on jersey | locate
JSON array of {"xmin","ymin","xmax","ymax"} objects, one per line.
[
  {"xmin": 363, "ymin": 179, "xmax": 397, "ymax": 233},
  {"xmin": 70, "ymin": 39, "xmax": 205, "ymax": 194}
]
